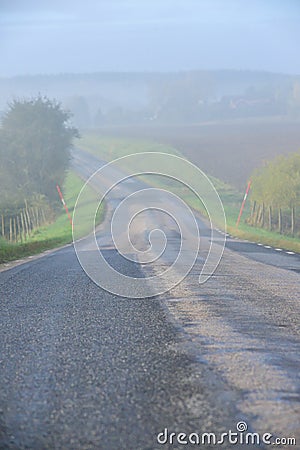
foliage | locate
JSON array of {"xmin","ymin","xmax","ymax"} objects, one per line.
[
  {"xmin": 249, "ymin": 152, "xmax": 300, "ymax": 234},
  {"xmin": 0, "ymin": 96, "xmax": 79, "ymax": 211}
]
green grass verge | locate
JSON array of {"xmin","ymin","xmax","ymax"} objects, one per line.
[
  {"xmin": 0, "ymin": 171, "xmax": 105, "ymax": 264},
  {"xmin": 79, "ymin": 131, "xmax": 300, "ymax": 253},
  {"xmin": 216, "ymin": 184, "xmax": 300, "ymax": 252},
  {"xmin": 78, "ymin": 132, "xmax": 180, "ymax": 160}
]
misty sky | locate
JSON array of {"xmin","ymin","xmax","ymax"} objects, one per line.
[{"xmin": 1, "ymin": 0, "xmax": 300, "ymax": 77}]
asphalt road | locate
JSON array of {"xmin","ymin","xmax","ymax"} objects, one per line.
[{"xmin": 0, "ymin": 149, "xmax": 299, "ymax": 449}]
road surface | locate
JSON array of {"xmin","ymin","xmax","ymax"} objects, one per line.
[{"xmin": 0, "ymin": 149, "xmax": 299, "ymax": 449}]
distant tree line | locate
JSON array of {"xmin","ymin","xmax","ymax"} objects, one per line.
[
  {"xmin": 65, "ymin": 76, "xmax": 300, "ymax": 127},
  {"xmin": 248, "ymin": 152, "xmax": 300, "ymax": 236},
  {"xmin": 0, "ymin": 96, "xmax": 78, "ymax": 242},
  {"xmin": 1, "ymin": 72, "xmax": 300, "ymax": 128}
]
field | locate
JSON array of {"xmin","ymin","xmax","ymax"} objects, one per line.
[{"xmin": 96, "ymin": 118, "xmax": 300, "ymax": 190}]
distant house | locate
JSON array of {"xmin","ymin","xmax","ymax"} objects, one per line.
[{"xmin": 228, "ymin": 96, "xmax": 271, "ymax": 109}]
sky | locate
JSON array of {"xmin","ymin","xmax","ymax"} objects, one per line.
[{"xmin": 1, "ymin": 0, "xmax": 300, "ymax": 77}]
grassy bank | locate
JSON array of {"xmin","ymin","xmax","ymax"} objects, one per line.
[
  {"xmin": 217, "ymin": 183, "xmax": 300, "ymax": 252},
  {"xmin": 0, "ymin": 171, "xmax": 105, "ymax": 264},
  {"xmin": 79, "ymin": 131, "xmax": 300, "ymax": 253}
]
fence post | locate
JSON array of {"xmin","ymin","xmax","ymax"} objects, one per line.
[
  {"xmin": 1, "ymin": 215, "xmax": 4, "ymax": 238},
  {"xmin": 17, "ymin": 215, "xmax": 22, "ymax": 242},
  {"xmin": 9, "ymin": 218, "xmax": 13, "ymax": 242},
  {"xmin": 291, "ymin": 206, "xmax": 295, "ymax": 236}
]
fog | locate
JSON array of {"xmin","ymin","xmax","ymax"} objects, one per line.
[
  {"xmin": 1, "ymin": 3, "xmax": 300, "ymax": 446},
  {"xmin": 1, "ymin": 0, "xmax": 300, "ymax": 76},
  {"xmin": 1, "ymin": 1, "xmax": 300, "ymax": 188}
]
